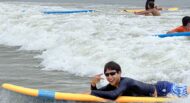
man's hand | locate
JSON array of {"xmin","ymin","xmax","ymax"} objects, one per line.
[{"xmin": 91, "ymin": 73, "xmax": 104, "ymax": 87}]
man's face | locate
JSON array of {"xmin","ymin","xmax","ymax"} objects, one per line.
[{"xmin": 104, "ymin": 69, "xmax": 121, "ymax": 86}]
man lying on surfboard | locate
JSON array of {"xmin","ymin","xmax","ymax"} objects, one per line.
[
  {"xmin": 90, "ymin": 61, "xmax": 190, "ymax": 100},
  {"xmin": 167, "ymin": 16, "xmax": 190, "ymax": 34},
  {"xmin": 134, "ymin": 1, "xmax": 160, "ymax": 16}
]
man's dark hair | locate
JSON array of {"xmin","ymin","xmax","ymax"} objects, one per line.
[
  {"xmin": 148, "ymin": 1, "xmax": 155, "ymax": 9},
  {"xmin": 182, "ymin": 16, "xmax": 190, "ymax": 26},
  {"xmin": 145, "ymin": 0, "xmax": 155, "ymax": 10},
  {"xmin": 104, "ymin": 61, "xmax": 121, "ymax": 73}
]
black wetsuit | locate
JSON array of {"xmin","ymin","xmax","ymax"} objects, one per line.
[
  {"xmin": 145, "ymin": 0, "xmax": 155, "ymax": 10},
  {"xmin": 91, "ymin": 77, "xmax": 155, "ymax": 100}
]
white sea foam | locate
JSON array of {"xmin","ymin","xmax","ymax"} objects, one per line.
[{"xmin": 0, "ymin": 2, "xmax": 190, "ymax": 85}]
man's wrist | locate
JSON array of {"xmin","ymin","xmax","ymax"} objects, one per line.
[{"xmin": 152, "ymin": 89, "xmax": 157, "ymax": 97}]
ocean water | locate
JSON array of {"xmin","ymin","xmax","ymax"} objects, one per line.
[{"xmin": 0, "ymin": 0, "xmax": 190, "ymax": 103}]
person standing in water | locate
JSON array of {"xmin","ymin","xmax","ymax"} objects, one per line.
[{"xmin": 135, "ymin": 1, "xmax": 160, "ymax": 16}]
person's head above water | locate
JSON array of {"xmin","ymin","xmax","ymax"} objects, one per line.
[
  {"xmin": 104, "ymin": 61, "xmax": 122, "ymax": 86},
  {"xmin": 145, "ymin": 0, "xmax": 155, "ymax": 10},
  {"xmin": 182, "ymin": 16, "xmax": 190, "ymax": 26},
  {"xmin": 148, "ymin": 1, "xmax": 155, "ymax": 9}
]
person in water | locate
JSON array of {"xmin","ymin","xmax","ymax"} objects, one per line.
[
  {"xmin": 167, "ymin": 16, "xmax": 190, "ymax": 34},
  {"xmin": 90, "ymin": 61, "xmax": 190, "ymax": 100},
  {"xmin": 135, "ymin": 1, "xmax": 160, "ymax": 16}
]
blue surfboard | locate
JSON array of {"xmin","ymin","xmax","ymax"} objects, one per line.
[
  {"xmin": 43, "ymin": 10, "xmax": 94, "ymax": 14},
  {"xmin": 157, "ymin": 32, "xmax": 190, "ymax": 38}
]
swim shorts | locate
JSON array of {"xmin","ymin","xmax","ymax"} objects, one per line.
[
  {"xmin": 155, "ymin": 81, "xmax": 188, "ymax": 97},
  {"xmin": 171, "ymin": 84, "xmax": 188, "ymax": 97}
]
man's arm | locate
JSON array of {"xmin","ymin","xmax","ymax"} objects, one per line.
[
  {"xmin": 91, "ymin": 79, "xmax": 128, "ymax": 100},
  {"xmin": 155, "ymin": 5, "xmax": 163, "ymax": 10},
  {"xmin": 134, "ymin": 9, "xmax": 153, "ymax": 15}
]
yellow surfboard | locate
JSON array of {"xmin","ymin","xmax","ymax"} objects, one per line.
[
  {"xmin": 2, "ymin": 83, "xmax": 175, "ymax": 102},
  {"xmin": 167, "ymin": 7, "xmax": 178, "ymax": 11},
  {"xmin": 123, "ymin": 7, "xmax": 179, "ymax": 13}
]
